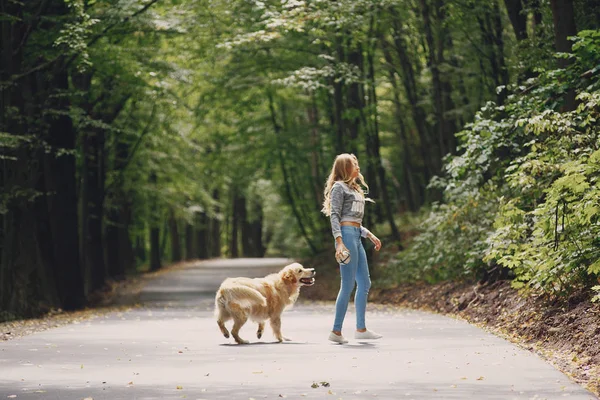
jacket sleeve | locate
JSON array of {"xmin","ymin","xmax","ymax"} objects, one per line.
[
  {"xmin": 329, "ymin": 183, "xmax": 344, "ymax": 239},
  {"xmin": 360, "ymin": 225, "xmax": 371, "ymax": 238}
]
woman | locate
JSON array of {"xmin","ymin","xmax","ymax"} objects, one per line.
[{"xmin": 321, "ymin": 153, "xmax": 383, "ymax": 344}]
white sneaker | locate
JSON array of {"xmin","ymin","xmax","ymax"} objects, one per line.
[
  {"xmin": 355, "ymin": 330, "xmax": 383, "ymax": 340},
  {"xmin": 328, "ymin": 332, "xmax": 348, "ymax": 344}
]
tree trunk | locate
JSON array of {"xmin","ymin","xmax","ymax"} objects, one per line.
[
  {"xmin": 307, "ymin": 95, "xmax": 323, "ymax": 210},
  {"xmin": 351, "ymin": 42, "xmax": 381, "ymax": 226},
  {"xmin": 135, "ymin": 233, "xmax": 146, "ymax": 263},
  {"xmin": 529, "ymin": 0, "xmax": 543, "ymax": 30},
  {"xmin": 241, "ymin": 195, "xmax": 266, "ymax": 257},
  {"xmin": 150, "ymin": 225, "xmax": 161, "ymax": 271},
  {"xmin": 38, "ymin": 68, "xmax": 85, "ymax": 310},
  {"xmin": 420, "ymin": 0, "xmax": 446, "ymax": 159},
  {"xmin": 230, "ymin": 190, "xmax": 240, "ymax": 258},
  {"xmin": 491, "ymin": 0, "xmax": 510, "ymax": 105},
  {"xmin": 435, "ymin": 0, "xmax": 459, "ymax": 152},
  {"xmin": 105, "ymin": 129, "xmax": 134, "ymax": 280},
  {"xmin": 249, "ymin": 200, "xmax": 266, "ymax": 257},
  {"xmin": 333, "ymin": 39, "xmax": 346, "ymax": 154},
  {"xmin": 160, "ymin": 219, "xmax": 169, "ymax": 260},
  {"xmin": 185, "ymin": 223, "xmax": 195, "ymax": 260},
  {"xmin": 549, "ymin": 0, "xmax": 578, "ymax": 110},
  {"xmin": 210, "ymin": 189, "xmax": 221, "ymax": 257},
  {"xmin": 346, "ymin": 45, "xmax": 362, "ymax": 155},
  {"xmin": 105, "ymin": 204, "xmax": 133, "ymax": 281},
  {"xmin": 503, "ymin": 0, "xmax": 528, "ymax": 41},
  {"xmin": 169, "ymin": 209, "xmax": 182, "ymax": 262},
  {"xmin": 389, "ymin": 10, "xmax": 438, "ymax": 180},
  {"xmin": 549, "ymin": 0, "xmax": 578, "ymax": 64},
  {"xmin": 196, "ymin": 212, "xmax": 209, "ymax": 259},
  {"xmin": 105, "ymin": 208, "xmax": 123, "ymax": 281},
  {"xmin": 446, "ymin": 34, "xmax": 471, "ymax": 127},
  {"xmin": 84, "ymin": 127, "xmax": 107, "ymax": 292},
  {"xmin": 238, "ymin": 195, "xmax": 253, "ymax": 257},
  {"xmin": 119, "ymin": 204, "xmax": 135, "ymax": 274},
  {"xmin": 8, "ymin": 2, "xmax": 87, "ymax": 313},
  {"xmin": 149, "ymin": 172, "xmax": 161, "ymax": 271},
  {"xmin": 477, "ymin": 2, "xmax": 509, "ymax": 105},
  {"xmin": 365, "ymin": 36, "xmax": 401, "ymax": 242},
  {"xmin": 381, "ymin": 37, "xmax": 423, "ymax": 211}
]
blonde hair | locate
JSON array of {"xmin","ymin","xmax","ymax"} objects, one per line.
[{"xmin": 321, "ymin": 153, "xmax": 371, "ymax": 216}]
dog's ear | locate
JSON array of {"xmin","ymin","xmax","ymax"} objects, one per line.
[{"xmin": 281, "ymin": 269, "xmax": 297, "ymax": 284}]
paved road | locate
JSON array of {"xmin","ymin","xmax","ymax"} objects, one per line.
[{"xmin": 0, "ymin": 258, "xmax": 597, "ymax": 400}]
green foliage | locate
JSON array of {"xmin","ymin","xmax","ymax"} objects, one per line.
[
  {"xmin": 55, "ymin": 0, "xmax": 99, "ymax": 71},
  {"xmin": 388, "ymin": 189, "xmax": 498, "ymax": 283},
  {"xmin": 388, "ymin": 30, "xmax": 600, "ymax": 299}
]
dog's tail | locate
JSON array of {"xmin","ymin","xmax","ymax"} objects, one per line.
[{"xmin": 215, "ymin": 283, "xmax": 267, "ymax": 312}]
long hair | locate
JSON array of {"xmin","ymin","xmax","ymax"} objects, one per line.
[{"xmin": 321, "ymin": 153, "xmax": 371, "ymax": 217}]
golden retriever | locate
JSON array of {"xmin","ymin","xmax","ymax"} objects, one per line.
[{"xmin": 214, "ymin": 262, "xmax": 316, "ymax": 344}]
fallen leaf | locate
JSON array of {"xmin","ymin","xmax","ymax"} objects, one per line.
[
  {"xmin": 327, "ymin": 389, "xmax": 333, "ymax": 395},
  {"xmin": 320, "ymin": 382, "xmax": 330, "ymax": 387},
  {"xmin": 476, "ymin": 376, "xmax": 484, "ymax": 381},
  {"xmin": 311, "ymin": 383, "xmax": 319, "ymax": 389},
  {"xmin": 176, "ymin": 385, "xmax": 183, "ymax": 390}
]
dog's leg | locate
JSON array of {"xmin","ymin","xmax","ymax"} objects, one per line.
[
  {"xmin": 217, "ymin": 319, "xmax": 230, "ymax": 339},
  {"xmin": 257, "ymin": 322, "xmax": 265, "ymax": 339},
  {"xmin": 270, "ymin": 317, "xmax": 291, "ymax": 342},
  {"xmin": 229, "ymin": 304, "xmax": 249, "ymax": 344},
  {"xmin": 215, "ymin": 303, "xmax": 231, "ymax": 339}
]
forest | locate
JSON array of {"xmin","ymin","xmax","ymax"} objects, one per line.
[{"xmin": 1, "ymin": 0, "xmax": 599, "ymax": 320}]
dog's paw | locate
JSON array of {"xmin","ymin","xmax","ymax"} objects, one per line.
[
  {"xmin": 283, "ymin": 336, "xmax": 292, "ymax": 342},
  {"xmin": 223, "ymin": 332, "xmax": 230, "ymax": 338},
  {"xmin": 257, "ymin": 330, "xmax": 263, "ymax": 339}
]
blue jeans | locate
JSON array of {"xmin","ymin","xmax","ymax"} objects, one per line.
[{"xmin": 333, "ymin": 226, "xmax": 371, "ymax": 332}]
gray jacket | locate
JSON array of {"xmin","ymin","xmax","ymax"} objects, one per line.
[{"xmin": 329, "ymin": 181, "xmax": 370, "ymax": 239}]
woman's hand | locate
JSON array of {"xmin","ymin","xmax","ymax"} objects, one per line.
[
  {"xmin": 335, "ymin": 237, "xmax": 349, "ymax": 259},
  {"xmin": 367, "ymin": 233, "xmax": 382, "ymax": 251}
]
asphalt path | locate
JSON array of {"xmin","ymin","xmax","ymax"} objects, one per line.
[{"xmin": 0, "ymin": 258, "xmax": 597, "ymax": 400}]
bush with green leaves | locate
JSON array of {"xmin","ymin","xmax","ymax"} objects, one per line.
[{"xmin": 388, "ymin": 30, "xmax": 600, "ymax": 301}]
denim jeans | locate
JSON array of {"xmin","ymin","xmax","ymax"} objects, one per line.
[{"xmin": 333, "ymin": 225, "xmax": 371, "ymax": 332}]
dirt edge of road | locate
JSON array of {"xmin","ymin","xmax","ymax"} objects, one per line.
[{"xmin": 301, "ymin": 256, "xmax": 600, "ymax": 398}]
